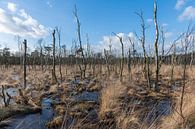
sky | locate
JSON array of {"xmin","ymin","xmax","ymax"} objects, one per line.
[{"xmin": 0, "ymin": 0, "xmax": 195, "ymax": 54}]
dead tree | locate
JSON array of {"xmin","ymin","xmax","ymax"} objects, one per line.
[
  {"xmin": 38, "ymin": 38, "xmax": 44, "ymax": 71},
  {"xmin": 135, "ymin": 11, "xmax": 151, "ymax": 88},
  {"xmin": 56, "ymin": 27, "xmax": 63, "ymax": 82},
  {"xmin": 62, "ymin": 45, "xmax": 67, "ymax": 74},
  {"xmin": 128, "ymin": 48, "xmax": 131, "ymax": 80},
  {"xmin": 180, "ymin": 25, "xmax": 195, "ymax": 126},
  {"xmin": 160, "ymin": 26, "xmax": 165, "ymax": 68},
  {"xmin": 86, "ymin": 34, "xmax": 91, "ymax": 69},
  {"xmin": 190, "ymin": 37, "xmax": 195, "ymax": 68},
  {"xmin": 104, "ymin": 49, "xmax": 110, "ymax": 76},
  {"xmin": 171, "ymin": 43, "xmax": 176, "ymax": 83},
  {"xmin": 23, "ymin": 39, "xmax": 27, "ymax": 89},
  {"xmin": 74, "ymin": 5, "xmax": 87, "ymax": 78},
  {"xmin": 52, "ymin": 30, "xmax": 58, "ymax": 84},
  {"xmin": 154, "ymin": 1, "xmax": 160, "ymax": 92},
  {"xmin": 15, "ymin": 35, "xmax": 22, "ymax": 69},
  {"xmin": 128, "ymin": 36, "xmax": 135, "ymax": 67},
  {"xmin": 115, "ymin": 34, "xmax": 124, "ymax": 82}
]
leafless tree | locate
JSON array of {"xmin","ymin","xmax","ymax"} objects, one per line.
[
  {"xmin": 115, "ymin": 34, "xmax": 124, "ymax": 82},
  {"xmin": 52, "ymin": 30, "xmax": 58, "ymax": 84},
  {"xmin": 104, "ymin": 49, "xmax": 110, "ymax": 76},
  {"xmin": 56, "ymin": 27, "xmax": 63, "ymax": 82},
  {"xmin": 154, "ymin": 0, "xmax": 160, "ymax": 92},
  {"xmin": 23, "ymin": 39, "xmax": 27, "ymax": 89},
  {"xmin": 171, "ymin": 43, "xmax": 176, "ymax": 83},
  {"xmin": 135, "ymin": 11, "xmax": 151, "ymax": 88},
  {"xmin": 74, "ymin": 5, "xmax": 87, "ymax": 78},
  {"xmin": 128, "ymin": 36, "xmax": 135, "ymax": 67},
  {"xmin": 180, "ymin": 25, "xmax": 195, "ymax": 126},
  {"xmin": 190, "ymin": 36, "xmax": 195, "ymax": 68},
  {"xmin": 128, "ymin": 47, "xmax": 131, "ymax": 80},
  {"xmin": 38, "ymin": 38, "xmax": 44, "ymax": 71}
]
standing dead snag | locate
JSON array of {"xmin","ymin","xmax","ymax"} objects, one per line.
[
  {"xmin": 56, "ymin": 27, "xmax": 62, "ymax": 82},
  {"xmin": 190, "ymin": 37, "xmax": 195, "ymax": 69},
  {"xmin": 104, "ymin": 49, "xmax": 110, "ymax": 76},
  {"xmin": 135, "ymin": 11, "xmax": 151, "ymax": 88},
  {"xmin": 23, "ymin": 39, "xmax": 27, "ymax": 89},
  {"xmin": 38, "ymin": 38, "xmax": 44, "ymax": 71},
  {"xmin": 171, "ymin": 43, "xmax": 176, "ymax": 83},
  {"xmin": 128, "ymin": 36, "xmax": 135, "ymax": 67},
  {"xmin": 74, "ymin": 5, "xmax": 87, "ymax": 79},
  {"xmin": 160, "ymin": 26, "xmax": 165, "ymax": 68},
  {"xmin": 180, "ymin": 25, "xmax": 195, "ymax": 126},
  {"xmin": 52, "ymin": 30, "xmax": 57, "ymax": 84},
  {"xmin": 128, "ymin": 48, "xmax": 131, "ymax": 80},
  {"xmin": 115, "ymin": 34, "xmax": 124, "ymax": 82},
  {"xmin": 154, "ymin": 1, "xmax": 159, "ymax": 92}
]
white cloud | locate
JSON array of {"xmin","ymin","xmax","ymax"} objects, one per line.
[
  {"xmin": 0, "ymin": 6, "xmax": 50, "ymax": 38},
  {"xmin": 91, "ymin": 32, "xmax": 140, "ymax": 55},
  {"xmin": 7, "ymin": 2, "xmax": 17, "ymax": 12},
  {"xmin": 179, "ymin": 6, "xmax": 195, "ymax": 21},
  {"xmin": 175, "ymin": 0, "xmax": 186, "ymax": 10}
]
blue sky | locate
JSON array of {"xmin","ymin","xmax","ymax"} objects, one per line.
[{"xmin": 0, "ymin": 0, "xmax": 194, "ymax": 53}]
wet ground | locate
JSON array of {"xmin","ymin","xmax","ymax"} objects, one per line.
[
  {"xmin": 1, "ymin": 98, "xmax": 54, "ymax": 129},
  {"xmin": 0, "ymin": 73, "xmax": 177, "ymax": 129}
]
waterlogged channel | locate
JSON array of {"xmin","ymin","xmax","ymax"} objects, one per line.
[
  {"xmin": 2, "ymin": 98, "xmax": 54, "ymax": 129},
  {"xmin": 0, "ymin": 75, "xmax": 176, "ymax": 128},
  {"xmin": 145, "ymin": 98, "xmax": 172, "ymax": 124}
]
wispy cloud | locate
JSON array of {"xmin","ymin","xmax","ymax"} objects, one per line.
[
  {"xmin": 175, "ymin": 0, "xmax": 186, "ymax": 10},
  {"xmin": 7, "ymin": 2, "xmax": 17, "ymax": 12},
  {"xmin": 179, "ymin": 6, "xmax": 195, "ymax": 21},
  {"xmin": 0, "ymin": 2, "xmax": 50, "ymax": 38}
]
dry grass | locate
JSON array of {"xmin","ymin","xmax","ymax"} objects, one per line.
[
  {"xmin": 1, "ymin": 65, "xmax": 195, "ymax": 129},
  {"xmin": 99, "ymin": 79, "xmax": 127, "ymax": 119}
]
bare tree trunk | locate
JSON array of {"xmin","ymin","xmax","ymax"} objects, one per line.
[
  {"xmin": 171, "ymin": 44, "xmax": 176, "ymax": 83},
  {"xmin": 190, "ymin": 37, "xmax": 195, "ymax": 69},
  {"xmin": 40, "ymin": 47, "xmax": 43, "ymax": 71},
  {"xmin": 52, "ymin": 30, "xmax": 57, "ymax": 84},
  {"xmin": 129, "ymin": 37, "xmax": 136, "ymax": 68},
  {"xmin": 23, "ymin": 39, "xmax": 27, "ymax": 89},
  {"xmin": 104, "ymin": 49, "xmax": 110, "ymax": 76},
  {"xmin": 180, "ymin": 25, "xmax": 194, "ymax": 128},
  {"xmin": 135, "ymin": 11, "xmax": 151, "ymax": 88},
  {"xmin": 160, "ymin": 26, "xmax": 165, "ymax": 68},
  {"xmin": 56, "ymin": 27, "xmax": 62, "ymax": 82},
  {"xmin": 115, "ymin": 34, "xmax": 124, "ymax": 82},
  {"xmin": 74, "ymin": 5, "xmax": 87, "ymax": 79},
  {"xmin": 128, "ymin": 48, "xmax": 131, "ymax": 80},
  {"xmin": 154, "ymin": 1, "xmax": 160, "ymax": 92}
]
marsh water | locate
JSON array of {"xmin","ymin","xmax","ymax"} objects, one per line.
[
  {"xmin": 2, "ymin": 98, "xmax": 54, "ymax": 129},
  {"xmin": 0, "ymin": 75, "xmax": 175, "ymax": 128}
]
